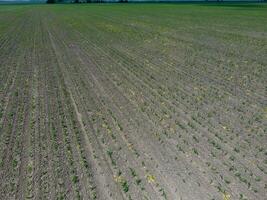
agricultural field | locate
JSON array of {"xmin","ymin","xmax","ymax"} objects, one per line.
[{"xmin": 0, "ymin": 3, "xmax": 267, "ymax": 200}]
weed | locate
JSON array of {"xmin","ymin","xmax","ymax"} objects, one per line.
[
  {"xmin": 122, "ymin": 180, "xmax": 129, "ymax": 193},
  {"xmin": 193, "ymin": 148, "xmax": 199, "ymax": 155},
  {"xmin": 130, "ymin": 168, "xmax": 137, "ymax": 178},
  {"xmin": 72, "ymin": 175, "xmax": 79, "ymax": 184},
  {"xmin": 136, "ymin": 179, "xmax": 142, "ymax": 185}
]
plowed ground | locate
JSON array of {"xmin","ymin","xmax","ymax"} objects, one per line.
[{"xmin": 0, "ymin": 3, "xmax": 267, "ymax": 200}]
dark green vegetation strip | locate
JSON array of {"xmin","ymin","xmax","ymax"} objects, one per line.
[{"xmin": 0, "ymin": 3, "xmax": 266, "ymax": 200}]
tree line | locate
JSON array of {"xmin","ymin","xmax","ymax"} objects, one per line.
[{"xmin": 47, "ymin": 0, "xmax": 128, "ymax": 3}]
